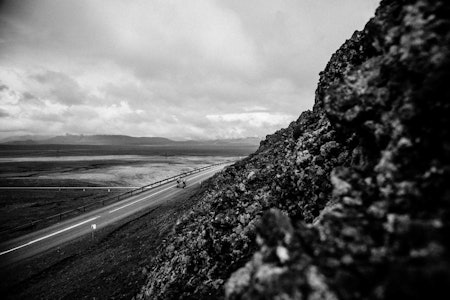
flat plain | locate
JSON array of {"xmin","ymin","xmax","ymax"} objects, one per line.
[{"xmin": 0, "ymin": 144, "xmax": 256, "ymax": 241}]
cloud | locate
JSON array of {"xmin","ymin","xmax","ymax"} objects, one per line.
[
  {"xmin": 207, "ymin": 112, "xmax": 293, "ymax": 128},
  {"xmin": 30, "ymin": 70, "xmax": 86, "ymax": 105},
  {"xmin": 0, "ymin": 109, "xmax": 9, "ymax": 118},
  {"xmin": 0, "ymin": 0, "xmax": 380, "ymax": 139},
  {"xmin": 206, "ymin": 112, "xmax": 295, "ymax": 138}
]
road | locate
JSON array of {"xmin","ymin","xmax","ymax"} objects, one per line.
[
  {"xmin": 0, "ymin": 164, "xmax": 225, "ymax": 267},
  {"xmin": 0, "ymin": 187, "xmax": 141, "ymax": 190}
]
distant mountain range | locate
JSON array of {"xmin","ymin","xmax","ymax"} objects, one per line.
[{"xmin": 0, "ymin": 134, "xmax": 262, "ymax": 146}]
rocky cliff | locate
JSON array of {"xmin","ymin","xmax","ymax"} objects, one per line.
[{"xmin": 136, "ymin": 0, "xmax": 450, "ymax": 299}]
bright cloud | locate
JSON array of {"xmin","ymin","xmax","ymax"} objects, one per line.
[
  {"xmin": 207, "ymin": 112, "xmax": 292, "ymax": 127},
  {"xmin": 0, "ymin": 0, "xmax": 379, "ymax": 139}
]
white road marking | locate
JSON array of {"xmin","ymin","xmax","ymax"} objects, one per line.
[
  {"xmin": 0, "ymin": 187, "xmax": 140, "ymax": 190},
  {"xmin": 0, "ymin": 216, "xmax": 100, "ymax": 256},
  {"xmin": 107, "ymin": 176, "xmax": 208, "ymax": 224},
  {"xmin": 108, "ymin": 184, "xmax": 175, "ymax": 213},
  {"xmin": 0, "ymin": 166, "xmax": 225, "ymax": 257},
  {"xmin": 108, "ymin": 167, "xmax": 221, "ymax": 214}
]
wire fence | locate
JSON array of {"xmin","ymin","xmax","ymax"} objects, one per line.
[{"xmin": 0, "ymin": 161, "xmax": 231, "ymax": 236}]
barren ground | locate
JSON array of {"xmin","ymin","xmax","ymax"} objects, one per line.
[
  {"xmin": 0, "ymin": 184, "xmax": 206, "ymax": 299},
  {"xmin": 0, "ymin": 152, "xmax": 234, "ymax": 240}
]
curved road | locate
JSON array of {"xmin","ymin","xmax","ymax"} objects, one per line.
[{"xmin": 0, "ymin": 165, "xmax": 226, "ymax": 267}]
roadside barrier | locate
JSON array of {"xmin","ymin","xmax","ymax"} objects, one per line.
[{"xmin": 0, "ymin": 161, "xmax": 232, "ymax": 237}]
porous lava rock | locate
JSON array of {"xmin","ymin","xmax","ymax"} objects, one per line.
[{"xmin": 135, "ymin": 0, "xmax": 450, "ymax": 299}]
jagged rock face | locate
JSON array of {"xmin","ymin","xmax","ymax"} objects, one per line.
[{"xmin": 136, "ymin": 0, "xmax": 450, "ymax": 299}]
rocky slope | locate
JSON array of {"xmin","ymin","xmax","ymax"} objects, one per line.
[{"xmin": 136, "ymin": 0, "xmax": 450, "ymax": 299}]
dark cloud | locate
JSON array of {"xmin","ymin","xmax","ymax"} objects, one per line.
[
  {"xmin": 18, "ymin": 91, "xmax": 42, "ymax": 106},
  {"xmin": 0, "ymin": 109, "xmax": 9, "ymax": 117},
  {"xmin": 30, "ymin": 71, "xmax": 86, "ymax": 105}
]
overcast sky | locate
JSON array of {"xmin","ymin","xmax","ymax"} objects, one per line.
[{"xmin": 0, "ymin": 0, "xmax": 379, "ymax": 140}]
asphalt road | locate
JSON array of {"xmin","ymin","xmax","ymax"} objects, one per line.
[
  {"xmin": 0, "ymin": 165, "xmax": 225, "ymax": 267},
  {"xmin": 0, "ymin": 187, "xmax": 141, "ymax": 190}
]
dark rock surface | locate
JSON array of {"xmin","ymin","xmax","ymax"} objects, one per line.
[{"xmin": 136, "ymin": 0, "xmax": 450, "ymax": 299}]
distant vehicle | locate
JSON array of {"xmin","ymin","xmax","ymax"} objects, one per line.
[{"xmin": 176, "ymin": 178, "xmax": 187, "ymax": 188}]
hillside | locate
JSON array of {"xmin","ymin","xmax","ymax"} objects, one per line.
[{"xmin": 135, "ymin": 0, "xmax": 450, "ymax": 299}]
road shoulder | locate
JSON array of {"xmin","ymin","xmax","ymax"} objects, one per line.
[{"xmin": 1, "ymin": 184, "xmax": 206, "ymax": 299}]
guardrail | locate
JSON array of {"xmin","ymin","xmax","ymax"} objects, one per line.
[{"xmin": 0, "ymin": 161, "xmax": 232, "ymax": 237}]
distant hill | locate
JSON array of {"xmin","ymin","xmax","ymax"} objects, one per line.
[
  {"xmin": 204, "ymin": 137, "xmax": 261, "ymax": 145},
  {"xmin": 3, "ymin": 139, "xmax": 38, "ymax": 145},
  {"xmin": 178, "ymin": 137, "xmax": 261, "ymax": 146},
  {"xmin": 42, "ymin": 134, "xmax": 175, "ymax": 145},
  {"xmin": 0, "ymin": 134, "xmax": 261, "ymax": 146},
  {"xmin": 0, "ymin": 135, "xmax": 53, "ymax": 143}
]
